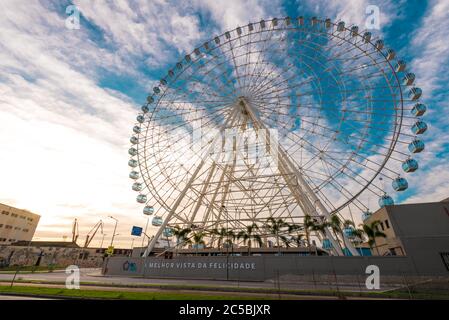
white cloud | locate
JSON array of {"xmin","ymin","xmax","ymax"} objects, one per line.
[
  {"xmin": 0, "ymin": 1, "xmax": 148, "ymax": 246},
  {"xmin": 0, "ymin": 0, "xmax": 287, "ymax": 247},
  {"xmin": 1, "ymin": 0, "xmax": 447, "ymax": 249},
  {"xmin": 194, "ymin": 0, "xmax": 284, "ymax": 32},
  {"xmin": 74, "ymin": 0, "xmax": 205, "ymax": 63},
  {"xmin": 298, "ymin": 0, "xmax": 398, "ymax": 30},
  {"xmin": 401, "ymin": 0, "xmax": 449, "ymax": 203}
]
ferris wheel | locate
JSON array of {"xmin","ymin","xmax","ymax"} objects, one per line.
[{"xmin": 128, "ymin": 17, "xmax": 428, "ymax": 256}]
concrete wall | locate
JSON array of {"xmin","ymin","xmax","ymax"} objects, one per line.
[
  {"xmin": 104, "ymin": 254, "xmax": 440, "ymax": 280},
  {"xmin": 104, "ymin": 201, "xmax": 449, "ymax": 280},
  {"xmin": 0, "ymin": 245, "xmax": 104, "ymax": 268}
]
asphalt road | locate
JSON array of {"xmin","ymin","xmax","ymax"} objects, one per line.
[{"xmin": 0, "ymin": 268, "xmax": 401, "ymax": 292}]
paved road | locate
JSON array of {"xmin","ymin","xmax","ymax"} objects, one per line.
[{"xmin": 0, "ymin": 268, "xmax": 401, "ymax": 293}]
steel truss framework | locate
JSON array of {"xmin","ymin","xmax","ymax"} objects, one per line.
[{"xmin": 127, "ymin": 17, "xmax": 427, "ymax": 257}]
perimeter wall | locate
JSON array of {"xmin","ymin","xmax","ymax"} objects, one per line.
[{"xmin": 104, "ymin": 254, "xmax": 448, "ymax": 280}]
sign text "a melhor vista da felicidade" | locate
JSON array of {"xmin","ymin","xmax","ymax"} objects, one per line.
[{"xmin": 145, "ymin": 261, "xmax": 257, "ymax": 270}]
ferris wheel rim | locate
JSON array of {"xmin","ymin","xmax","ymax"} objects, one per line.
[{"xmin": 130, "ymin": 16, "xmax": 425, "ymax": 229}]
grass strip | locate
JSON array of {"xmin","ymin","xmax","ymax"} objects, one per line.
[
  {"xmin": 0, "ymin": 285, "xmax": 264, "ymax": 300},
  {"xmin": 0, "ymin": 279, "xmax": 447, "ymax": 300}
]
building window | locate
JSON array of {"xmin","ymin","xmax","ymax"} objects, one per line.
[
  {"xmin": 385, "ymin": 220, "xmax": 390, "ymax": 229},
  {"xmin": 11, "ymin": 213, "xmax": 18, "ymax": 218},
  {"xmin": 380, "ymin": 222, "xmax": 385, "ymax": 231},
  {"xmin": 19, "ymin": 215, "xmax": 26, "ymax": 219},
  {"xmin": 23, "ymin": 229, "xmax": 29, "ymax": 233},
  {"xmin": 5, "ymin": 225, "xmax": 13, "ymax": 229},
  {"xmin": 14, "ymin": 227, "xmax": 21, "ymax": 230},
  {"xmin": 1, "ymin": 210, "xmax": 9, "ymax": 215},
  {"xmin": 0, "ymin": 224, "xmax": 3, "ymax": 228},
  {"xmin": 27, "ymin": 218, "xmax": 33, "ymax": 222}
]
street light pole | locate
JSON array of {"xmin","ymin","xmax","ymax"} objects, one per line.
[
  {"xmin": 140, "ymin": 217, "xmax": 150, "ymax": 257},
  {"xmin": 103, "ymin": 216, "xmax": 118, "ymax": 276},
  {"xmin": 109, "ymin": 216, "xmax": 118, "ymax": 248}
]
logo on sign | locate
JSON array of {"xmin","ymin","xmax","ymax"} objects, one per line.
[{"xmin": 123, "ymin": 261, "xmax": 137, "ymax": 272}]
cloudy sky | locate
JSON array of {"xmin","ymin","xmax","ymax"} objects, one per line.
[{"xmin": 1, "ymin": 0, "xmax": 448, "ymax": 248}]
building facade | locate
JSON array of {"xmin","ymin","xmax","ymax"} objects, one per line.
[
  {"xmin": 0, "ymin": 203, "xmax": 40, "ymax": 245},
  {"xmin": 364, "ymin": 199, "xmax": 449, "ymax": 260}
]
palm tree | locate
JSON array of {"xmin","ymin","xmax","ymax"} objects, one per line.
[
  {"xmin": 171, "ymin": 226, "xmax": 191, "ymax": 250},
  {"xmin": 223, "ymin": 230, "xmax": 235, "ymax": 249},
  {"xmin": 328, "ymin": 215, "xmax": 345, "ymax": 252},
  {"xmin": 310, "ymin": 217, "xmax": 330, "ymax": 234},
  {"xmin": 360, "ymin": 221, "xmax": 387, "ymax": 255},
  {"xmin": 303, "ymin": 215, "xmax": 315, "ymax": 250},
  {"xmin": 237, "ymin": 223, "xmax": 262, "ymax": 255},
  {"xmin": 349, "ymin": 227, "xmax": 366, "ymax": 254},
  {"xmin": 192, "ymin": 232, "xmax": 206, "ymax": 255},
  {"xmin": 307, "ymin": 217, "xmax": 331, "ymax": 254},
  {"xmin": 264, "ymin": 217, "xmax": 290, "ymax": 253},
  {"xmin": 211, "ymin": 227, "xmax": 234, "ymax": 250}
]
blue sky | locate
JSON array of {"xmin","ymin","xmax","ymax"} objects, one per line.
[{"xmin": 0, "ymin": 0, "xmax": 448, "ymax": 246}]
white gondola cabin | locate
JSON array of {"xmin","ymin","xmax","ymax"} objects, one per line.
[
  {"xmin": 143, "ymin": 206, "xmax": 154, "ymax": 215},
  {"xmin": 392, "ymin": 177, "xmax": 408, "ymax": 191},
  {"xmin": 402, "ymin": 159, "xmax": 418, "ymax": 173},
  {"xmin": 136, "ymin": 194, "xmax": 147, "ymax": 203},
  {"xmin": 129, "ymin": 171, "xmax": 139, "ymax": 180},
  {"xmin": 378, "ymin": 195, "xmax": 394, "ymax": 207},
  {"xmin": 152, "ymin": 216, "xmax": 163, "ymax": 226},
  {"xmin": 408, "ymin": 139, "xmax": 425, "ymax": 153},
  {"xmin": 411, "ymin": 103, "xmax": 426, "ymax": 116},
  {"xmin": 411, "ymin": 121, "xmax": 427, "ymax": 135}
]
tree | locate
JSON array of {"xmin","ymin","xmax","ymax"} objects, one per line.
[
  {"xmin": 211, "ymin": 227, "xmax": 234, "ymax": 250},
  {"xmin": 264, "ymin": 217, "xmax": 290, "ymax": 253},
  {"xmin": 350, "ymin": 227, "xmax": 366, "ymax": 254},
  {"xmin": 303, "ymin": 215, "xmax": 315, "ymax": 250},
  {"xmin": 192, "ymin": 232, "xmax": 206, "ymax": 255},
  {"xmin": 237, "ymin": 223, "xmax": 262, "ymax": 255},
  {"xmin": 307, "ymin": 217, "xmax": 331, "ymax": 254},
  {"xmin": 328, "ymin": 215, "xmax": 345, "ymax": 252},
  {"xmin": 360, "ymin": 221, "xmax": 387, "ymax": 255},
  {"xmin": 171, "ymin": 226, "xmax": 191, "ymax": 249},
  {"xmin": 310, "ymin": 217, "xmax": 330, "ymax": 234},
  {"xmin": 351, "ymin": 227, "xmax": 365, "ymax": 243},
  {"xmin": 342, "ymin": 219, "xmax": 364, "ymax": 246},
  {"xmin": 288, "ymin": 223, "xmax": 305, "ymax": 249}
]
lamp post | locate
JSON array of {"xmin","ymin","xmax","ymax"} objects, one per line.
[
  {"xmin": 140, "ymin": 214, "xmax": 150, "ymax": 257},
  {"xmin": 108, "ymin": 216, "xmax": 118, "ymax": 248}
]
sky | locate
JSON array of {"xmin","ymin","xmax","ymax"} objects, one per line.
[{"xmin": 0, "ymin": 0, "xmax": 448, "ymax": 248}]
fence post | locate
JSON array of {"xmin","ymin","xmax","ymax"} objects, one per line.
[
  {"xmin": 312, "ymin": 268, "xmax": 317, "ymax": 290},
  {"xmin": 401, "ymin": 271, "xmax": 413, "ymax": 300},
  {"xmin": 356, "ymin": 272, "xmax": 363, "ymax": 296},
  {"xmin": 276, "ymin": 269, "xmax": 281, "ymax": 300}
]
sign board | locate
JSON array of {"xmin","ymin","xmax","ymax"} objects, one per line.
[
  {"xmin": 106, "ymin": 246, "xmax": 114, "ymax": 256},
  {"xmin": 131, "ymin": 226, "xmax": 143, "ymax": 236}
]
